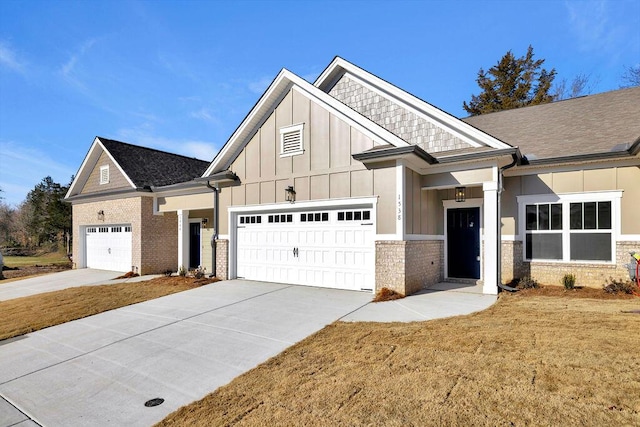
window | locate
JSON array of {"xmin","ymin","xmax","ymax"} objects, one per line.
[
  {"xmin": 99, "ymin": 165, "xmax": 109, "ymax": 184},
  {"xmin": 519, "ymin": 193, "xmax": 620, "ymax": 263},
  {"xmin": 239, "ymin": 215, "xmax": 262, "ymax": 225},
  {"xmin": 338, "ymin": 210, "xmax": 371, "ymax": 221},
  {"xmin": 525, "ymin": 203, "xmax": 563, "ymax": 260},
  {"xmin": 268, "ymin": 214, "xmax": 293, "ymax": 223},
  {"xmin": 568, "ymin": 201, "xmax": 611, "ymax": 261},
  {"xmin": 279, "ymin": 124, "xmax": 304, "ymax": 157},
  {"xmin": 300, "ymin": 212, "xmax": 329, "ymax": 222}
]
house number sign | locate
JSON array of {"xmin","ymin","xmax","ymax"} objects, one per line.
[{"xmin": 397, "ymin": 194, "xmax": 402, "ymax": 220}]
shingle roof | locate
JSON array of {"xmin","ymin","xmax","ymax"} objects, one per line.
[
  {"xmin": 98, "ymin": 137, "xmax": 210, "ymax": 188},
  {"xmin": 462, "ymin": 87, "xmax": 640, "ymax": 160}
]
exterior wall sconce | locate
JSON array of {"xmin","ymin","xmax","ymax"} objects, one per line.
[
  {"xmin": 97, "ymin": 210, "xmax": 105, "ymax": 221},
  {"xmin": 455, "ymin": 187, "xmax": 466, "ymax": 202},
  {"xmin": 285, "ymin": 186, "xmax": 296, "ymax": 203},
  {"xmin": 202, "ymin": 217, "xmax": 208, "ymax": 227}
]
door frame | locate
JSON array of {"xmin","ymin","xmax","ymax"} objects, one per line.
[{"xmin": 443, "ymin": 199, "xmax": 483, "ymax": 281}]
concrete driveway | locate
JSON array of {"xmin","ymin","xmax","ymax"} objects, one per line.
[
  {"xmin": 0, "ymin": 277, "xmax": 496, "ymax": 427},
  {"xmin": 0, "ymin": 280, "xmax": 373, "ymax": 426},
  {"xmin": 0, "ymin": 269, "xmax": 158, "ymax": 301}
]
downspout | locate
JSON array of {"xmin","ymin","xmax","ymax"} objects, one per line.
[
  {"xmin": 497, "ymin": 153, "xmax": 518, "ymax": 290},
  {"xmin": 205, "ymin": 181, "xmax": 219, "ymax": 278}
]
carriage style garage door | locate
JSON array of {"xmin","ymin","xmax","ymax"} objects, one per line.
[
  {"xmin": 235, "ymin": 207, "xmax": 375, "ymax": 291},
  {"xmin": 85, "ymin": 225, "xmax": 132, "ymax": 272}
]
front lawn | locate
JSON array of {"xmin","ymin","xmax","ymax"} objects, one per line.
[
  {"xmin": 0, "ymin": 276, "xmax": 218, "ymax": 341},
  {"xmin": 158, "ymin": 291, "xmax": 640, "ymax": 426}
]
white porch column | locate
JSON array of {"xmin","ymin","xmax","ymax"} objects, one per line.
[
  {"xmin": 483, "ymin": 182, "xmax": 499, "ymax": 295},
  {"xmin": 177, "ymin": 209, "xmax": 190, "ymax": 270}
]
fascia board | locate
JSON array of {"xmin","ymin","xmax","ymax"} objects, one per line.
[
  {"xmin": 66, "ymin": 137, "xmax": 101, "ymax": 199},
  {"xmin": 204, "ymin": 68, "xmax": 409, "ymax": 177},
  {"xmin": 315, "ymin": 57, "xmax": 512, "ymax": 151},
  {"xmin": 95, "ymin": 137, "xmax": 137, "ymax": 189},
  {"xmin": 505, "ymin": 156, "xmax": 640, "ymax": 177},
  {"xmin": 203, "ymin": 68, "xmax": 292, "ymax": 177}
]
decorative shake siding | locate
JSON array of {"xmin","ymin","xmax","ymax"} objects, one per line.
[
  {"xmin": 376, "ymin": 240, "xmax": 443, "ymax": 295},
  {"xmin": 328, "ymin": 74, "xmax": 472, "ymax": 153}
]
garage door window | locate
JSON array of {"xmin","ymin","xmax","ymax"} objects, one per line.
[
  {"xmin": 239, "ymin": 215, "xmax": 262, "ymax": 224},
  {"xmin": 301, "ymin": 212, "xmax": 329, "ymax": 222},
  {"xmin": 338, "ymin": 210, "xmax": 371, "ymax": 221},
  {"xmin": 268, "ymin": 214, "xmax": 293, "ymax": 223}
]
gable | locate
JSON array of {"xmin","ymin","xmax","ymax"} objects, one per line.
[
  {"xmin": 228, "ymin": 87, "xmax": 375, "ymax": 183},
  {"xmin": 80, "ymin": 150, "xmax": 132, "ymax": 195},
  {"xmin": 328, "ymin": 73, "xmax": 473, "ymax": 153}
]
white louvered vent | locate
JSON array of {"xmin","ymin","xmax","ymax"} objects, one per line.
[
  {"xmin": 99, "ymin": 165, "xmax": 110, "ymax": 184},
  {"xmin": 279, "ymin": 124, "xmax": 304, "ymax": 157}
]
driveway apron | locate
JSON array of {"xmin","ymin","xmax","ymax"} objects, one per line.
[{"xmin": 0, "ymin": 280, "xmax": 371, "ymax": 427}]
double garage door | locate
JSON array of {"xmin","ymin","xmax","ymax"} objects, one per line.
[
  {"xmin": 85, "ymin": 225, "xmax": 132, "ymax": 272},
  {"xmin": 235, "ymin": 207, "xmax": 375, "ymax": 291}
]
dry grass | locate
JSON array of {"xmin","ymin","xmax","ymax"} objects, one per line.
[
  {"xmin": 0, "ymin": 276, "xmax": 218, "ymax": 341},
  {"xmin": 372, "ymin": 287, "xmax": 405, "ymax": 302},
  {"xmin": 158, "ymin": 292, "xmax": 640, "ymax": 426}
]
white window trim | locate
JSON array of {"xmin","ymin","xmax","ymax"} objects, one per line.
[
  {"xmin": 99, "ymin": 165, "xmax": 110, "ymax": 185},
  {"xmin": 279, "ymin": 123, "xmax": 304, "ymax": 157},
  {"xmin": 517, "ymin": 191, "xmax": 622, "ymax": 264}
]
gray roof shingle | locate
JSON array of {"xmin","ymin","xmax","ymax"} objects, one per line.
[
  {"xmin": 461, "ymin": 86, "xmax": 640, "ymax": 160},
  {"xmin": 98, "ymin": 137, "xmax": 210, "ymax": 188}
]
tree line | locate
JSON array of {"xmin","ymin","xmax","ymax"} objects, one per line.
[{"xmin": 0, "ymin": 177, "xmax": 72, "ymax": 254}]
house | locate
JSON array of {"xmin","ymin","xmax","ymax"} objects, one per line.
[
  {"xmin": 67, "ymin": 58, "xmax": 640, "ymax": 295},
  {"xmin": 65, "ymin": 137, "xmax": 209, "ymax": 274}
]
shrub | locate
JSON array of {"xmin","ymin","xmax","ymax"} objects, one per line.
[
  {"xmin": 194, "ymin": 266, "xmax": 206, "ymax": 279},
  {"xmin": 178, "ymin": 265, "xmax": 187, "ymax": 277},
  {"xmin": 516, "ymin": 276, "xmax": 539, "ymax": 289},
  {"xmin": 562, "ymin": 273, "xmax": 576, "ymax": 290},
  {"xmin": 603, "ymin": 277, "xmax": 637, "ymax": 295},
  {"xmin": 373, "ymin": 287, "xmax": 404, "ymax": 302}
]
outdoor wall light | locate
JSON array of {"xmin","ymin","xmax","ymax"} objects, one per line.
[
  {"xmin": 285, "ymin": 186, "xmax": 296, "ymax": 203},
  {"xmin": 97, "ymin": 210, "xmax": 105, "ymax": 221},
  {"xmin": 202, "ymin": 217, "xmax": 208, "ymax": 227},
  {"xmin": 455, "ymin": 187, "xmax": 466, "ymax": 203}
]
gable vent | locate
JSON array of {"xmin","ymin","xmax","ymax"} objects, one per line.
[{"xmin": 280, "ymin": 124, "xmax": 304, "ymax": 157}]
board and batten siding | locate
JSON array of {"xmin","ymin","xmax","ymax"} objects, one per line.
[
  {"xmin": 80, "ymin": 150, "xmax": 131, "ymax": 194},
  {"xmin": 500, "ymin": 166, "xmax": 640, "ymax": 235},
  {"xmin": 216, "ymin": 88, "xmax": 396, "ymax": 235}
]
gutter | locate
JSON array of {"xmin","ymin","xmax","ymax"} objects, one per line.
[
  {"xmin": 523, "ymin": 150, "xmax": 636, "ymax": 166},
  {"xmin": 64, "ymin": 186, "xmax": 152, "ymax": 203}
]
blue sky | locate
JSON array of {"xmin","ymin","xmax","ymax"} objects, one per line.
[{"xmin": 0, "ymin": 0, "xmax": 638, "ymax": 207}]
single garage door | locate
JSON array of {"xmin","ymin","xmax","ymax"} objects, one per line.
[
  {"xmin": 86, "ymin": 225, "xmax": 132, "ymax": 272},
  {"xmin": 236, "ymin": 207, "xmax": 374, "ymax": 291}
]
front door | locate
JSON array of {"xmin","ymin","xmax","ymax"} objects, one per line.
[
  {"xmin": 189, "ymin": 222, "xmax": 201, "ymax": 269},
  {"xmin": 447, "ymin": 208, "xmax": 480, "ymax": 279}
]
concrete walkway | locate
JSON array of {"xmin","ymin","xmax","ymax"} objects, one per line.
[
  {"xmin": 0, "ymin": 279, "xmax": 496, "ymax": 427},
  {"xmin": 0, "ymin": 269, "xmax": 160, "ymax": 301}
]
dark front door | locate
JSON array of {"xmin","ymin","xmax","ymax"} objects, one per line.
[
  {"xmin": 189, "ymin": 222, "xmax": 201, "ymax": 269},
  {"xmin": 447, "ymin": 207, "xmax": 480, "ymax": 279}
]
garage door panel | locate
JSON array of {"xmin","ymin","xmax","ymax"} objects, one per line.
[
  {"xmin": 85, "ymin": 225, "xmax": 132, "ymax": 272},
  {"xmin": 235, "ymin": 208, "xmax": 375, "ymax": 291}
]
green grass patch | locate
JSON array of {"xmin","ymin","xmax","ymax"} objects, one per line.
[{"xmin": 3, "ymin": 253, "xmax": 70, "ymax": 267}]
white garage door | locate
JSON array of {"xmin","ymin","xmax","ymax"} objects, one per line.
[
  {"xmin": 86, "ymin": 225, "xmax": 132, "ymax": 272},
  {"xmin": 236, "ymin": 207, "xmax": 375, "ymax": 291}
]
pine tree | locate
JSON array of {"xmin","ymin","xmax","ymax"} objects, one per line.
[{"xmin": 463, "ymin": 45, "xmax": 556, "ymax": 116}]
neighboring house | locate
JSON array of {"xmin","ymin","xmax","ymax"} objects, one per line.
[
  {"xmin": 68, "ymin": 58, "xmax": 640, "ymax": 296},
  {"xmin": 65, "ymin": 137, "xmax": 209, "ymax": 274}
]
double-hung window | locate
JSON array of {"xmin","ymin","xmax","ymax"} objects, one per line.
[{"xmin": 519, "ymin": 192, "xmax": 620, "ymax": 263}]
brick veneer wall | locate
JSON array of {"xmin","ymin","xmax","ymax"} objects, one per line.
[
  {"xmin": 215, "ymin": 239, "xmax": 229, "ymax": 280},
  {"xmin": 139, "ymin": 197, "xmax": 177, "ymax": 274},
  {"xmin": 376, "ymin": 240, "xmax": 443, "ymax": 296},
  {"xmin": 501, "ymin": 240, "xmax": 638, "ymax": 288},
  {"xmin": 72, "ymin": 196, "xmax": 177, "ymax": 275}
]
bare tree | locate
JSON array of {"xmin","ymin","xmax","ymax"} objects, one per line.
[
  {"xmin": 620, "ymin": 65, "xmax": 640, "ymax": 88},
  {"xmin": 554, "ymin": 74, "xmax": 599, "ymax": 100}
]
